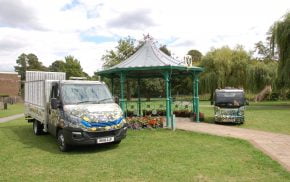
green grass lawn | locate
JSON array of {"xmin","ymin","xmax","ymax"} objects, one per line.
[
  {"xmin": 0, "ymin": 103, "xmax": 24, "ymax": 118},
  {"xmin": 1, "ymin": 118, "xmax": 290, "ymax": 181},
  {"xmin": 199, "ymin": 101, "xmax": 290, "ymax": 135}
]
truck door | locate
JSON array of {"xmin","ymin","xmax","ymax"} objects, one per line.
[{"xmin": 48, "ymin": 83, "xmax": 62, "ymax": 136}]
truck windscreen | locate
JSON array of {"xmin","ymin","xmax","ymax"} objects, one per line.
[
  {"xmin": 62, "ymin": 84, "xmax": 113, "ymax": 105},
  {"xmin": 215, "ymin": 92, "xmax": 244, "ymax": 108}
]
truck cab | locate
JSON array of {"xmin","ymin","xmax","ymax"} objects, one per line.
[
  {"xmin": 213, "ymin": 88, "xmax": 246, "ymax": 124},
  {"xmin": 48, "ymin": 80, "xmax": 127, "ymax": 151},
  {"xmin": 25, "ymin": 71, "xmax": 127, "ymax": 152}
]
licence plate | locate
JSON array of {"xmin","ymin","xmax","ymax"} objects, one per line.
[{"xmin": 97, "ymin": 136, "xmax": 114, "ymax": 144}]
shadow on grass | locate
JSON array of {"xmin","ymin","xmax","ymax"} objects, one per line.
[{"xmin": 0, "ymin": 124, "xmax": 120, "ymax": 154}]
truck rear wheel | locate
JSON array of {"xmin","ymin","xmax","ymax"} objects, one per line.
[
  {"xmin": 57, "ymin": 130, "xmax": 70, "ymax": 152},
  {"xmin": 33, "ymin": 120, "xmax": 43, "ymax": 135}
]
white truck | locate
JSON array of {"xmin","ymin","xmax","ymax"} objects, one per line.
[{"xmin": 25, "ymin": 71, "xmax": 127, "ymax": 152}]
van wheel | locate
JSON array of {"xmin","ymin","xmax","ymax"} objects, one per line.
[
  {"xmin": 57, "ymin": 130, "xmax": 70, "ymax": 152},
  {"xmin": 33, "ymin": 120, "xmax": 43, "ymax": 135}
]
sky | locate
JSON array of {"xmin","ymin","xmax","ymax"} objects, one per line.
[{"xmin": 0, "ymin": 0, "xmax": 289, "ymax": 75}]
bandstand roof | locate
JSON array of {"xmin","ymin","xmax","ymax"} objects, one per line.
[{"xmin": 97, "ymin": 38, "xmax": 203, "ymax": 78}]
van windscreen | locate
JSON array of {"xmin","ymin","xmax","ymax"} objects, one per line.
[
  {"xmin": 62, "ymin": 84, "xmax": 113, "ymax": 105},
  {"xmin": 215, "ymin": 92, "xmax": 244, "ymax": 108}
]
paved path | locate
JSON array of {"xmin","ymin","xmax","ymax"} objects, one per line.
[
  {"xmin": 0, "ymin": 113, "xmax": 24, "ymax": 123},
  {"xmin": 176, "ymin": 118, "xmax": 290, "ymax": 172}
]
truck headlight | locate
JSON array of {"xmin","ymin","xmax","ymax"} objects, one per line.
[
  {"xmin": 65, "ymin": 114, "xmax": 83, "ymax": 128},
  {"xmin": 238, "ymin": 107, "xmax": 245, "ymax": 116},
  {"xmin": 214, "ymin": 106, "xmax": 220, "ymax": 113}
]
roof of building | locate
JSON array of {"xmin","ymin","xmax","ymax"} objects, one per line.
[
  {"xmin": 97, "ymin": 37, "xmax": 203, "ymax": 78},
  {"xmin": 111, "ymin": 39, "xmax": 184, "ymax": 69}
]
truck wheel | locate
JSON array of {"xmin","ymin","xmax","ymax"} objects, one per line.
[
  {"xmin": 33, "ymin": 120, "xmax": 43, "ymax": 135},
  {"xmin": 57, "ymin": 130, "xmax": 70, "ymax": 152}
]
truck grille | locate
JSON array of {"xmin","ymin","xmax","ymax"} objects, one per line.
[{"xmin": 84, "ymin": 129, "xmax": 120, "ymax": 138}]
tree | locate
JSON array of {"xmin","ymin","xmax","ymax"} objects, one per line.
[
  {"xmin": 102, "ymin": 37, "xmax": 136, "ymax": 68},
  {"xmin": 14, "ymin": 53, "xmax": 48, "ymax": 97},
  {"xmin": 14, "ymin": 53, "xmax": 28, "ymax": 81},
  {"xmin": 246, "ymin": 60, "xmax": 278, "ymax": 92},
  {"xmin": 187, "ymin": 49, "xmax": 202, "ymax": 63},
  {"xmin": 254, "ymin": 41, "xmax": 273, "ymax": 60},
  {"xmin": 199, "ymin": 46, "xmax": 250, "ymax": 100},
  {"xmin": 253, "ymin": 28, "xmax": 278, "ymax": 61},
  {"xmin": 26, "ymin": 54, "xmax": 47, "ymax": 71},
  {"xmin": 49, "ymin": 57, "xmax": 89, "ymax": 79},
  {"xmin": 271, "ymin": 12, "xmax": 290, "ymax": 88},
  {"xmin": 49, "ymin": 60, "xmax": 66, "ymax": 72},
  {"xmin": 100, "ymin": 37, "xmax": 138, "ymax": 100},
  {"xmin": 15, "ymin": 53, "xmax": 47, "ymax": 81},
  {"xmin": 64, "ymin": 56, "xmax": 84, "ymax": 79}
]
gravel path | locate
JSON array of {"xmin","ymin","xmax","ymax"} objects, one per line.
[
  {"xmin": 0, "ymin": 113, "xmax": 24, "ymax": 123},
  {"xmin": 176, "ymin": 117, "xmax": 290, "ymax": 172}
]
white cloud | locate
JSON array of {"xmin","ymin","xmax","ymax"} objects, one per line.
[{"xmin": 0, "ymin": 0, "xmax": 289, "ymax": 75}]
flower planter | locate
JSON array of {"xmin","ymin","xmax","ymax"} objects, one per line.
[
  {"xmin": 126, "ymin": 116, "xmax": 164, "ymax": 129},
  {"xmin": 193, "ymin": 112, "xmax": 205, "ymax": 121}
]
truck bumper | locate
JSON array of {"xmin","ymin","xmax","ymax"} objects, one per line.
[
  {"xmin": 214, "ymin": 116, "xmax": 244, "ymax": 123},
  {"xmin": 63, "ymin": 126, "xmax": 127, "ymax": 146}
]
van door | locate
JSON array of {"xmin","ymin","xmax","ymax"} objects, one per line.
[{"xmin": 48, "ymin": 83, "xmax": 61, "ymax": 136}]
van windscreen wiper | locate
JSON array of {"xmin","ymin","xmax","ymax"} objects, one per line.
[
  {"xmin": 76, "ymin": 100, "xmax": 97, "ymax": 104},
  {"xmin": 97, "ymin": 98, "xmax": 113, "ymax": 103}
]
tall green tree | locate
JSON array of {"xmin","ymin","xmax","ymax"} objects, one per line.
[
  {"xmin": 246, "ymin": 60, "xmax": 278, "ymax": 92},
  {"xmin": 199, "ymin": 46, "xmax": 250, "ymax": 100},
  {"xmin": 64, "ymin": 56, "xmax": 84, "ymax": 79},
  {"xmin": 49, "ymin": 58, "xmax": 89, "ymax": 79},
  {"xmin": 26, "ymin": 54, "xmax": 47, "ymax": 71},
  {"xmin": 14, "ymin": 53, "xmax": 47, "ymax": 81},
  {"xmin": 187, "ymin": 49, "xmax": 202, "ymax": 63},
  {"xmin": 14, "ymin": 53, "xmax": 28, "ymax": 81},
  {"xmin": 49, "ymin": 60, "xmax": 66, "ymax": 72},
  {"xmin": 102, "ymin": 37, "xmax": 136, "ymax": 68},
  {"xmin": 271, "ymin": 12, "xmax": 290, "ymax": 88},
  {"xmin": 14, "ymin": 53, "xmax": 48, "ymax": 96},
  {"xmin": 254, "ymin": 41, "xmax": 274, "ymax": 61},
  {"xmin": 100, "ymin": 37, "xmax": 138, "ymax": 100}
]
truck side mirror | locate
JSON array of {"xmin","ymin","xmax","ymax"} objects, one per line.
[{"xmin": 51, "ymin": 98, "xmax": 60, "ymax": 109}]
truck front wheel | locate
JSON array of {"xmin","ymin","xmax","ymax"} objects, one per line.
[
  {"xmin": 57, "ymin": 130, "xmax": 70, "ymax": 152},
  {"xmin": 33, "ymin": 120, "xmax": 43, "ymax": 135}
]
